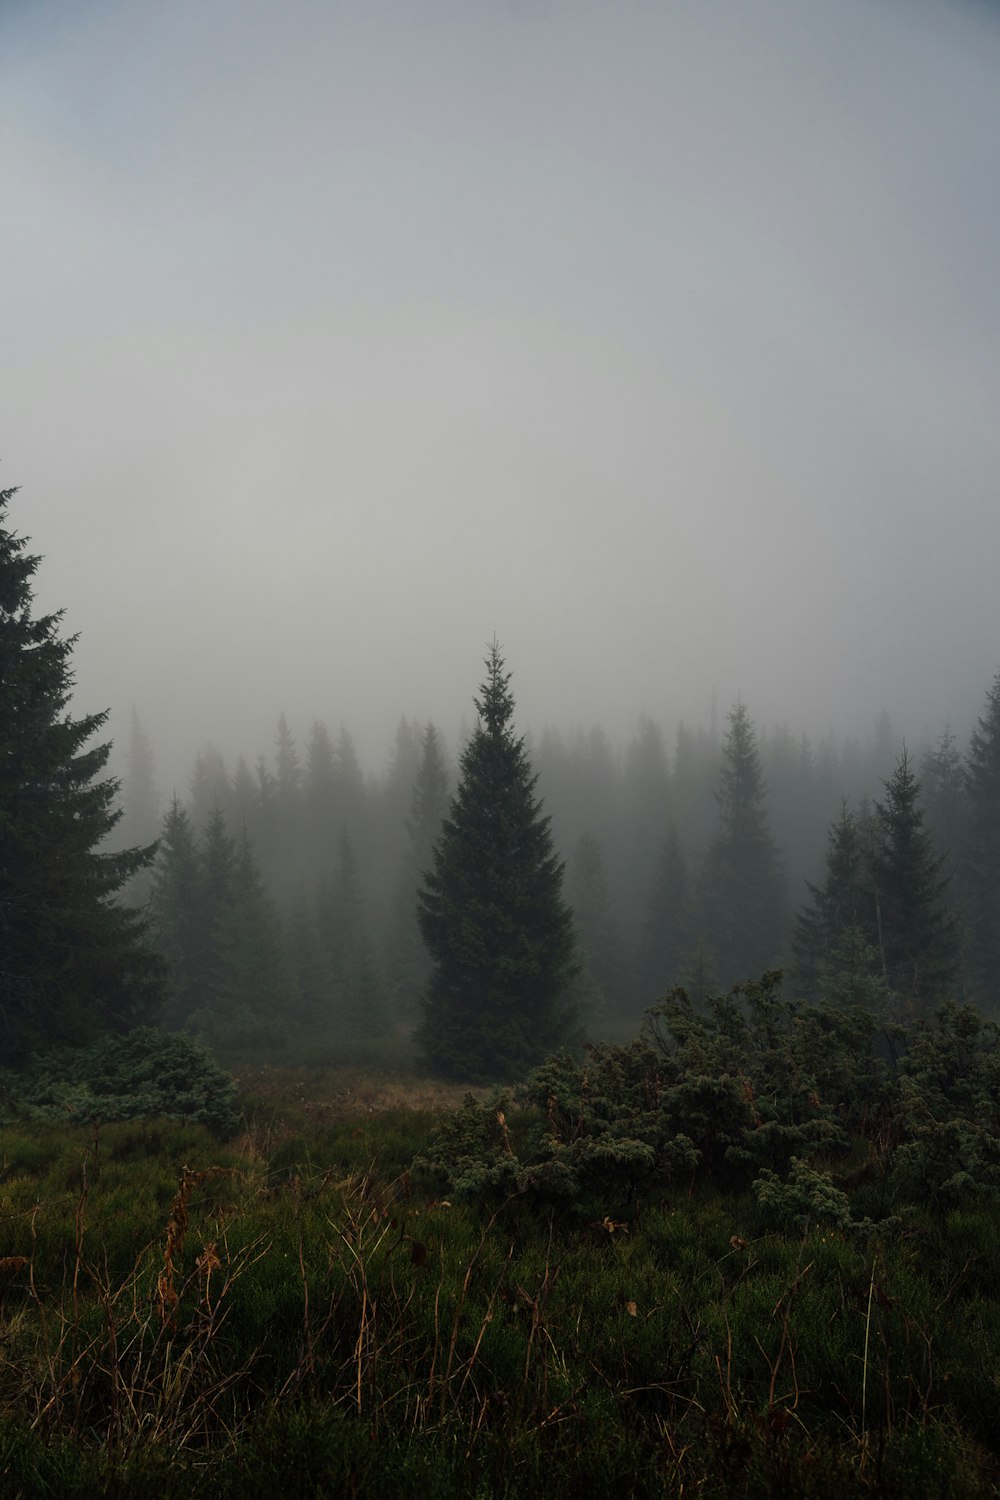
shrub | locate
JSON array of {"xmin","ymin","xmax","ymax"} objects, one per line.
[{"xmin": 0, "ymin": 1028, "xmax": 238, "ymax": 1137}]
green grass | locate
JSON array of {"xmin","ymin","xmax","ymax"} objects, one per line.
[{"xmin": 2, "ymin": 1082, "xmax": 1000, "ymax": 1497}]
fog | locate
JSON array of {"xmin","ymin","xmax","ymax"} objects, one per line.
[{"xmin": 2, "ymin": 0, "xmax": 999, "ymax": 789}]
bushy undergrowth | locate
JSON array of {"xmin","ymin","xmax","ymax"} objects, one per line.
[
  {"xmin": 0, "ymin": 1028, "xmax": 239, "ymax": 1137},
  {"xmin": 3, "ymin": 1111, "xmax": 1000, "ymax": 1498},
  {"xmin": 418, "ymin": 975, "xmax": 1000, "ymax": 1229},
  {"xmin": 4, "ymin": 988, "xmax": 1000, "ymax": 1496}
]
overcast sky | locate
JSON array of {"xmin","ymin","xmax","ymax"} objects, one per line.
[{"xmin": 2, "ymin": 0, "xmax": 999, "ymax": 787}]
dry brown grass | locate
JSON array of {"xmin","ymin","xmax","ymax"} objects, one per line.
[{"xmin": 232, "ymin": 1064, "xmax": 489, "ymax": 1123}]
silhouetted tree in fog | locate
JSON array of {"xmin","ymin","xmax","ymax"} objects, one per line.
[
  {"xmin": 386, "ymin": 722, "xmax": 450, "ymax": 1018},
  {"xmin": 635, "ymin": 821, "xmax": 692, "ymax": 1005},
  {"xmin": 792, "ymin": 802, "xmax": 870, "ymax": 994},
  {"xmin": 317, "ymin": 830, "xmax": 389, "ymax": 1037},
  {"xmin": 963, "ymin": 670, "xmax": 1000, "ymax": 1007},
  {"xmin": 872, "ymin": 749, "xmax": 958, "ymax": 1016},
  {"xmin": 699, "ymin": 701, "xmax": 787, "ymax": 985},
  {"xmin": 417, "ymin": 643, "xmax": 578, "ymax": 1081},
  {"xmin": 151, "ymin": 797, "xmax": 206, "ymax": 1028},
  {"xmin": 921, "ymin": 726, "xmax": 964, "ymax": 865},
  {"xmin": 567, "ymin": 831, "xmax": 626, "ymax": 1015}
]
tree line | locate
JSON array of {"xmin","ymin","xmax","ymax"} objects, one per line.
[{"xmin": 3, "ymin": 480, "xmax": 999, "ymax": 1080}]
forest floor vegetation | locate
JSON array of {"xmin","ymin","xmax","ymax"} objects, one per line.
[{"xmin": 3, "ymin": 995, "xmax": 1000, "ymax": 1498}]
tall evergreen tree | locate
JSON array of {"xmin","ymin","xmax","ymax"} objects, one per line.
[
  {"xmin": 791, "ymin": 801, "xmax": 870, "ymax": 993},
  {"xmin": 872, "ymin": 749, "xmax": 958, "ymax": 1015},
  {"xmin": 214, "ymin": 830, "xmax": 289, "ymax": 1031},
  {"xmin": 150, "ymin": 797, "xmax": 206, "ymax": 1029},
  {"xmin": 417, "ymin": 643, "xmax": 578, "ymax": 1081},
  {"xmin": 921, "ymin": 726, "xmax": 964, "ymax": 864},
  {"xmin": 188, "ymin": 745, "xmax": 232, "ymax": 831},
  {"xmin": 567, "ymin": 831, "xmax": 626, "ymax": 1015},
  {"xmin": 386, "ymin": 722, "xmax": 450, "ymax": 1018},
  {"xmin": 619, "ymin": 713, "xmax": 671, "ymax": 940},
  {"xmin": 700, "ymin": 701, "xmax": 787, "ymax": 985},
  {"xmin": 963, "ymin": 670, "xmax": 1000, "ymax": 1007},
  {"xmin": 635, "ymin": 822, "xmax": 692, "ymax": 1005},
  {"xmin": 0, "ymin": 486, "xmax": 163, "ymax": 1060},
  {"xmin": 317, "ymin": 831, "xmax": 389, "ymax": 1038}
]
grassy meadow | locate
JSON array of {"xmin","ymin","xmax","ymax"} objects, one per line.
[{"xmin": 1, "ymin": 1060, "xmax": 1000, "ymax": 1498}]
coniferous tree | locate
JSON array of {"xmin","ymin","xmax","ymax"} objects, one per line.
[
  {"xmin": 317, "ymin": 831, "xmax": 389, "ymax": 1037},
  {"xmin": 619, "ymin": 713, "xmax": 671, "ymax": 939},
  {"xmin": 270, "ymin": 714, "xmax": 304, "ymax": 898},
  {"xmin": 213, "ymin": 830, "xmax": 289, "ymax": 1032},
  {"xmin": 567, "ymin": 831, "xmax": 626, "ymax": 1015},
  {"xmin": 197, "ymin": 804, "xmax": 239, "ymax": 1026},
  {"xmin": 921, "ymin": 726, "xmax": 964, "ymax": 865},
  {"xmin": 189, "ymin": 745, "xmax": 232, "ymax": 831},
  {"xmin": 0, "ymin": 486, "xmax": 163, "ymax": 1060},
  {"xmin": 386, "ymin": 722, "xmax": 450, "ymax": 1018},
  {"xmin": 287, "ymin": 879, "xmax": 326, "ymax": 1025},
  {"xmin": 700, "ymin": 701, "xmax": 787, "ymax": 985},
  {"xmin": 635, "ymin": 822, "xmax": 692, "ymax": 1005},
  {"xmin": 417, "ymin": 643, "xmax": 578, "ymax": 1081},
  {"xmin": 872, "ymin": 749, "xmax": 958, "ymax": 1015},
  {"xmin": 151, "ymin": 797, "xmax": 206, "ymax": 1029},
  {"xmin": 792, "ymin": 802, "xmax": 870, "ymax": 994},
  {"xmin": 963, "ymin": 670, "xmax": 1000, "ymax": 1007}
]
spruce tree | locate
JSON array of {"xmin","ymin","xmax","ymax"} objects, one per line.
[
  {"xmin": 567, "ymin": 830, "xmax": 626, "ymax": 1014},
  {"xmin": 872, "ymin": 748, "xmax": 958, "ymax": 1015},
  {"xmin": 213, "ymin": 829, "xmax": 289, "ymax": 1033},
  {"xmin": 317, "ymin": 831, "xmax": 389, "ymax": 1038},
  {"xmin": 791, "ymin": 801, "xmax": 870, "ymax": 994},
  {"xmin": 0, "ymin": 486, "xmax": 163, "ymax": 1061},
  {"xmin": 417, "ymin": 643, "xmax": 578, "ymax": 1081},
  {"xmin": 921, "ymin": 726, "xmax": 964, "ymax": 864},
  {"xmin": 386, "ymin": 722, "xmax": 450, "ymax": 1019},
  {"xmin": 700, "ymin": 701, "xmax": 787, "ymax": 986},
  {"xmin": 151, "ymin": 797, "xmax": 206, "ymax": 1029},
  {"xmin": 635, "ymin": 822, "xmax": 691, "ymax": 1005},
  {"xmin": 963, "ymin": 670, "xmax": 1000, "ymax": 1006}
]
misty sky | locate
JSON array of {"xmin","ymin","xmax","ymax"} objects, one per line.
[{"xmin": 2, "ymin": 0, "xmax": 999, "ymax": 788}]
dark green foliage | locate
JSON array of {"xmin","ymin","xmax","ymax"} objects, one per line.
[
  {"xmin": 794, "ymin": 759, "xmax": 959, "ymax": 1019},
  {"xmin": 416, "ymin": 644, "xmax": 579, "ymax": 1081},
  {"xmin": 4, "ymin": 1074, "xmax": 1000, "ymax": 1499},
  {"xmin": 892, "ymin": 1002, "xmax": 1000, "ymax": 1205},
  {"xmin": 151, "ymin": 801, "xmax": 289, "ymax": 1039},
  {"xmin": 873, "ymin": 748, "xmax": 959, "ymax": 1015},
  {"xmin": 0, "ymin": 1027, "xmax": 238, "ymax": 1135},
  {"xmin": 0, "ymin": 486, "xmax": 164, "ymax": 1062},
  {"xmin": 423, "ymin": 973, "xmax": 1000, "ymax": 1221},
  {"xmin": 213, "ymin": 830, "xmax": 290, "ymax": 1033},
  {"xmin": 963, "ymin": 668, "xmax": 1000, "ymax": 1007},
  {"xmin": 792, "ymin": 801, "xmax": 870, "ymax": 993},
  {"xmin": 700, "ymin": 702, "xmax": 787, "ymax": 985},
  {"xmin": 419, "ymin": 974, "xmax": 889, "ymax": 1214}
]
